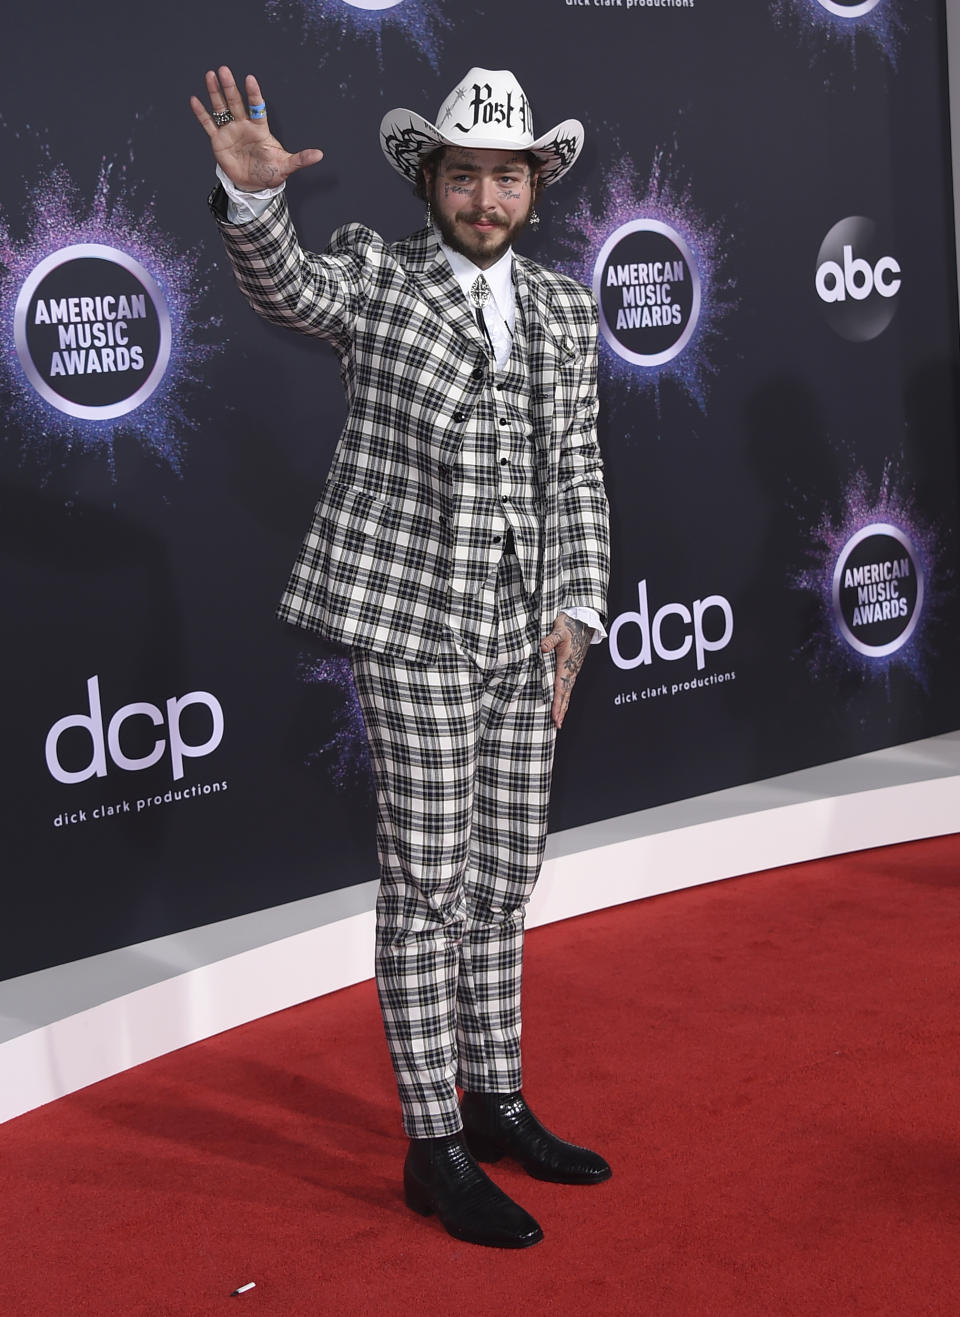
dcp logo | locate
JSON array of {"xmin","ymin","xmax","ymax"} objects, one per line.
[
  {"xmin": 14, "ymin": 243, "xmax": 171, "ymax": 420},
  {"xmin": 593, "ymin": 219, "xmax": 700, "ymax": 367},
  {"xmin": 815, "ymin": 217, "xmax": 901, "ymax": 342},
  {"xmin": 45, "ymin": 675, "xmax": 224, "ymax": 784},
  {"xmin": 832, "ymin": 524, "xmax": 923, "ymax": 657},
  {"xmin": 816, "ymin": 0, "xmax": 881, "ymax": 15},
  {"xmin": 608, "ymin": 580, "xmax": 734, "ymax": 671}
]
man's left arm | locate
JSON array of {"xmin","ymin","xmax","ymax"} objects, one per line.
[{"xmin": 540, "ymin": 297, "xmax": 611, "ymax": 730}]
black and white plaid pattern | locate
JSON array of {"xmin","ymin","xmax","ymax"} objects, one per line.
[
  {"xmin": 352, "ymin": 555, "xmax": 555, "ymax": 1137},
  {"xmin": 213, "ymin": 196, "xmax": 610, "ymax": 665},
  {"xmin": 213, "ymin": 195, "xmax": 609, "ymax": 1137}
]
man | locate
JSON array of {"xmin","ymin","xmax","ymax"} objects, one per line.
[{"xmin": 191, "ymin": 65, "xmax": 611, "ymax": 1249}]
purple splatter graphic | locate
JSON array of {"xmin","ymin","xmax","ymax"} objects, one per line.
[
  {"xmin": 555, "ymin": 148, "xmax": 736, "ymax": 415},
  {"xmin": 266, "ymin": 0, "xmax": 450, "ymax": 73},
  {"xmin": 0, "ymin": 153, "xmax": 221, "ymax": 478},
  {"xmin": 791, "ymin": 465, "xmax": 946, "ymax": 689},
  {"xmin": 298, "ymin": 652, "xmax": 372, "ymax": 790},
  {"xmin": 772, "ymin": 0, "xmax": 904, "ymax": 69}
]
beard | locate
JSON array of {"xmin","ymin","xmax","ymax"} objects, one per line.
[{"xmin": 428, "ymin": 188, "xmax": 533, "ymax": 269}]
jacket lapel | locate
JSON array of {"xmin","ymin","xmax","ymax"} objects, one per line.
[{"xmin": 402, "ymin": 227, "xmax": 488, "ymax": 351}]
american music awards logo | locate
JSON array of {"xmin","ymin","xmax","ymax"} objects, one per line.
[
  {"xmin": 772, "ymin": 0, "xmax": 903, "ymax": 66},
  {"xmin": 15, "ymin": 246, "xmax": 171, "ymax": 421},
  {"xmin": 0, "ymin": 159, "xmax": 219, "ymax": 476},
  {"xmin": 832, "ymin": 524, "xmax": 921, "ymax": 658},
  {"xmin": 557, "ymin": 148, "xmax": 735, "ymax": 412},
  {"xmin": 792, "ymin": 468, "xmax": 943, "ymax": 682},
  {"xmin": 267, "ymin": 0, "xmax": 449, "ymax": 70},
  {"xmin": 594, "ymin": 220, "xmax": 700, "ymax": 368}
]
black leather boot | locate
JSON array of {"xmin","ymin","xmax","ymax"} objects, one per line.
[
  {"xmin": 403, "ymin": 1132, "xmax": 544, "ymax": 1248},
  {"xmin": 461, "ymin": 1091, "xmax": 612, "ymax": 1185}
]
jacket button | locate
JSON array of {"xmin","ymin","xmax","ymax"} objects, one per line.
[
  {"xmin": 471, "ymin": 367, "xmax": 484, "ymax": 381},
  {"xmin": 453, "ymin": 411, "xmax": 467, "ymax": 423},
  {"xmin": 438, "ymin": 515, "xmax": 447, "ymax": 527},
  {"xmin": 499, "ymin": 418, "xmax": 508, "ymax": 426},
  {"xmin": 492, "ymin": 535, "xmax": 502, "ymax": 544},
  {"xmin": 439, "ymin": 463, "xmax": 450, "ymax": 477}
]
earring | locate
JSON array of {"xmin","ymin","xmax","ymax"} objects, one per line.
[
  {"xmin": 529, "ymin": 207, "xmax": 541, "ymax": 230},
  {"xmin": 425, "ymin": 201, "xmax": 433, "ymax": 226}
]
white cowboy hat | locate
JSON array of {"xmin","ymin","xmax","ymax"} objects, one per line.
[{"xmin": 380, "ymin": 67, "xmax": 584, "ymax": 189}]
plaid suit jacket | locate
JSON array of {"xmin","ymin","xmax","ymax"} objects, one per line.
[{"xmin": 215, "ymin": 195, "xmax": 610, "ymax": 663}]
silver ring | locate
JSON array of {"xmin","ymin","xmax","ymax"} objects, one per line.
[{"xmin": 211, "ymin": 109, "xmax": 234, "ymax": 127}]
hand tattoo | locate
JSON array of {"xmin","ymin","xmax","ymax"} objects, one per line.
[
  {"xmin": 558, "ymin": 614, "xmax": 590, "ymax": 681},
  {"xmin": 543, "ymin": 613, "xmax": 594, "ymax": 730}
]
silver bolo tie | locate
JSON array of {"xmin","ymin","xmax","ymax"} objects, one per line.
[{"xmin": 470, "ymin": 274, "xmax": 494, "ymax": 350}]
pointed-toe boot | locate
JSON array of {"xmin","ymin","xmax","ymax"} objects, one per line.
[
  {"xmin": 403, "ymin": 1133, "xmax": 544, "ymax": 1248},
  {"xmin": 461, "ymin": 1091, "xmax": 612, "ymax": 1185}
]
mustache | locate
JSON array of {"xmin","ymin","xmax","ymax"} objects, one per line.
[{"xmin": 459, "ymin": 212, "xmax": 509, "ymax": 227}]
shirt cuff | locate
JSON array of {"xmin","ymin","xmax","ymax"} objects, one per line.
[
  {"xmin": 216, "ymin": 165, "xmax": 285, "ymax": 224},
  {"xmin": 560, "ymin": 607, "xmax": 606, "ymax": 643}
]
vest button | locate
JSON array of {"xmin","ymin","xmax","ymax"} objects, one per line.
[
  {"xmin": 453, "ymin": 412, "xmax": 467, "ymax": 423},
  {"xmin": 499, "ymin": 418, "xmax": 508, "ymax": 426},
  {"xmin": 500, "ymin": 457, "xmax": 508, "ymax": 465},
  {"xmin": 492, "ymin": 535, "xmax": 502, "ymax": 544},
  {"xmin": 472, "ymin": 366, "xmax": 484, "ymax": 380}
]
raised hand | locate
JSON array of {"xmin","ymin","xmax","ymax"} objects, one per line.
[{"xmin": 190, "ymin": 66, "xmax": 324, "ymax": 191}]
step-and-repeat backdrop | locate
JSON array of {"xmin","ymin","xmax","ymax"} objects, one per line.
[{"xmin": 3, "ymin": 0, "xmax": 958, "ymax": 979}]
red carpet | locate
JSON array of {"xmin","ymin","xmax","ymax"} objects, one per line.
[{"xmin": 2, "ymin": 835, "xmax": 960, "ymax": 1316}]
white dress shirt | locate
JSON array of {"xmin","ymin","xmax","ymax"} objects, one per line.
[{"xmin": 439, "ymin": 241, "xmax": 515, "ymax": 372}]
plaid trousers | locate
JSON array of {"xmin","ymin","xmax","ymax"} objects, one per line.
[{"xmin": 350, "ymin": 555, "xmax": 556, "ymax": 1137}]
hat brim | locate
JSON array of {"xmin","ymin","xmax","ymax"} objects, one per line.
[{"xmin": 379, "ymin": 109, "xmax": 584, "ymax": 189}]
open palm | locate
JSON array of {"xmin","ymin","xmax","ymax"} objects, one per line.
[{"xmin": 190, "ymin": 66, "xmax": 323, "ymax": 191}]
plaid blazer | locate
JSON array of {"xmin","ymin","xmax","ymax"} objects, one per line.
[{"xmin": 215, "ymin": 196, "xmax": 610, "ymax": 663}]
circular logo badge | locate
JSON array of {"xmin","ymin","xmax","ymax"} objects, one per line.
[
  {"xmin": 817, "ymin": 0, "xmax": 881, "ymax": 16},
  {"xmin": 815, "ymin": 217, "xmax": 901, "ymax": 343},
  {"xmin": 14, "ymin": 243, "xmax": 171, "ymax": 420},
  {"xmin": 593, "ymin": 219, "xmax": 701, "ymax": 367},
  {"xmin": 832, "ymin": 524, "xmax": 923, "ymax": 657}
]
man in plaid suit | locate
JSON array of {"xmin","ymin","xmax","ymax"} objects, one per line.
[{"xmin": 193, "ymin": 64, "xmax": 611, "ymax": 1249}]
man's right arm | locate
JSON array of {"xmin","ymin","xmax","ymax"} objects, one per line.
[{"xmin": 193, "ymin": 65, "xmax": 371, "ymax": 343}]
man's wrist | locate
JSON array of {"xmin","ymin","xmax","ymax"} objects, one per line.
[
  {"xmin": 560, "ymin": 607, "xmax": 605, "ymax": 643},
  {"xmin": 215, "ymin": 165, "xmax": 285, "ymax": 224}
]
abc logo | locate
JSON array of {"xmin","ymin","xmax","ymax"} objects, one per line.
[{"xmin": 815, "ymin": 217, "xmax": 901, "ymax": 342}]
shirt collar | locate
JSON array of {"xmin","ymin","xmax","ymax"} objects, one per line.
[{"xmin": 438, "ymin": 238, "xmax": 515, "ymax": 320}]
